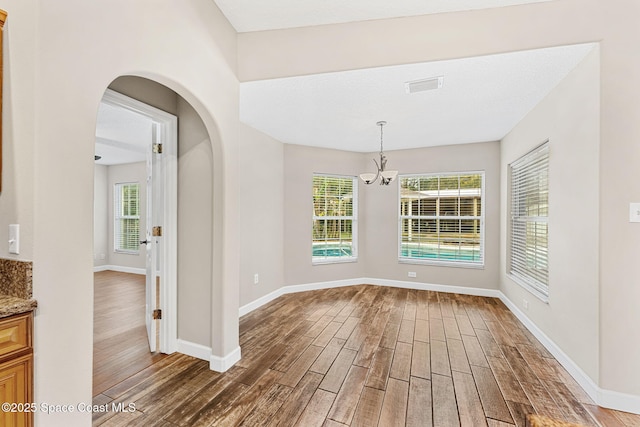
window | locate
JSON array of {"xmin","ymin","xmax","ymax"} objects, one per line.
[
  {"xmin": 312, "ymin": 175, "xmax": 357, "ymax": 263},
  {"xmin": 114, "ymin": 182, "xmax": 140, "ymax": 253},
  {"xmin": 399, "ymin": 172, "xmax": 484, "ymax": 266},
  {"xmin": 509, "ymin": 142, "xmax": 549, "ymax": 299}
]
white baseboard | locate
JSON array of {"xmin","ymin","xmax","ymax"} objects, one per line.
[
  {"xmin": 239, "ymin": 277, "xmax": 500, "ymax": 317},
  {"xmin": 177, "ymin": 339, "xmax": 211, "ymax": 362},
  {"xmin": 499, "ymin": 293, "xmax": 640, "ymax": 415},
  {"xmin": 210, "ymin": 346, "xmax": 242, "ymax": 373},
  {"xmin": 239, "ymin": 277, "xmax": 640, "ymax": 415},
  {"xmin": 93, "ymin": 265, "xmax": 145, "ymax": 275}
]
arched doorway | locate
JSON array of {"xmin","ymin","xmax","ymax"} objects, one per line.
[{"xmin": 92, "ymin": 76, "xmax": 216, "ymax": 397}]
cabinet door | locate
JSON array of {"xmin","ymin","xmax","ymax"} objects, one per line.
[{"xmin": 0, "ymin": 354, "xmax": 32, "ymax": 427}]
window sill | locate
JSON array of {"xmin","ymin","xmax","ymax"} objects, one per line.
[
  {"xmin": 312, "ymin": 257, "xmax": 358, "ymax": 266},
  {"xmin": 399, "ymin": 258, "xmax": 484, "ymax": 270},
  {"xmin": 114, "ymin": 250, "xmax": 140, "ymax": 255}
]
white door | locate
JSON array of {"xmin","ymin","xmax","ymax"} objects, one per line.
[
  {"xmin": 100, "ymin": 88, "xmax": 178, "ymax": 355},
  {"xmin": 144, "ymin": 123, "xmax": 163, "ymax": 352}
]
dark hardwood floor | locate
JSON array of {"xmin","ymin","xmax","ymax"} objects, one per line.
[
  {"xmin": 92, "ymin": 273, "xmax": 640, "ymax": 426},
  {"xmin": 93, "ymin": 271, "xmax": 167, "ymax": 397}
]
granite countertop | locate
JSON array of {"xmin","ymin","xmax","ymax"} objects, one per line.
[
  {"xmin": 0, "ymin": 258, "xmax": 37, "ymax": 318},
  {"xmin": 0, "ymin": 294, "xmax": 37, "ymax": 318}
]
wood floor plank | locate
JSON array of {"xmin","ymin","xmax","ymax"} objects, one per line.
[
  {"xmin": 521, "ymin": 380, "xmax": 569, "ymax": 422},
  {"xmin": 310, "ymin": 337, "xmax": 345, "ymax": 375},
  {"xmin": 542, "ymin": 379, "xmax": 598, "ymax": 427},
  {"xmin": 413, "ymin": 319, "xmax": 429, "ymax": 342},
  {"xmin": 471, "ymin": 365, "xmax": 514, "ymax": 424},
  {"xmin": 453, "ymin": 370, "xmax": 488, "ymax": 427},
  {"xmin": 430, "ymin": 339, "xmax": 451, "ymax": 377},
  {"xmin": 327, "ymin": 365, "xmax": 368, "ymax": 425},
  {"xmin": 456, "ymin": 313, "xmax": 476, "ymax": 336},
  {"xmin": 398, "ymin": 319, "xmax": 416, "ymax": 343},
  {"xmin": 238, "ymin": 383, "xmax": 292, "ymax": 427},
  {"xmin": 390, "ymin": 341, "xmax": 413, "ymax": 381},
  {"xmin": 506, "ymin": 400, "xmax": 536, "ymax": 427},
  {"xmin": 312, "ymin": 321, "xmax": 343, "ymax": 347},
  {"xmin": 266, "ymin": 372, "xmax": 324, "ymax": 427},
  {"xmin": 443, "ymin": 316, "xmax": 462, "ymax": 340},
  {"xmin": 366, "ymin": 347, "xmax": 394, "ymax": 390},
  {"xmin": 334, "ymin": 316, "xmax": 359, "ymax": 340},
  {"xmin": 448, "ymin": 338, "xmax": 472, "ymax": 374},
  {"xmin": 295, "ymin": 389, "xmax": 336, "ymax": 427},
  {"xmin": 319, "ymin": 348, "xmax": 358, "ymax": 393},
  {"xmin": 432, "ymin": 374, "xmax": 460, "ymax": 427},
  {"xmin": 410, "ymin": 340, "xmax": 430, "ymax": 380},
  {"xmin": 378, "ymin": 377, "xmax": 409, "ymax": 427},
  {"xmin": 461, "ymin": 334, "xmax": 490, "ymax": 368},
  {"xmin": 487, "ymin": 355, "xmax": 531, "ymax": 404},
  {"xmin": 351, "ymin": 387, "xmax": 385, "ymax": 427},
  {"xmin": 278, "ymin": 345, "xmax": 323, "ymax": 388},
  {"xmin": 429, "ymin": 318, "xmax": 446, "ymax": 342},
  {"xmin": 379, "ymin": 321, "xmax": 401, "ymax": 349},
  {"xmin": 476, "ymin": 328, "xmax": 504, "ymax": 358},
  {"xmin": 407, "ymin": 376, "xmax": 432, "ymax": 427}
]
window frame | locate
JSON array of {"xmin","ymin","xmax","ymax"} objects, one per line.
[
  {"xmin": 114, "ymin": 182, "xmax": 141, "ymax": 254},
  {"xmin": 508, "ymin": 141, "xmax": 549, "ymax": 301},
  {"xmin": 312, "ymin": 174, "xmax": 358, "ymax": 265},
  {"xmin": 398, "ymin": 171, "xmax": 485, "ymax": 268}
]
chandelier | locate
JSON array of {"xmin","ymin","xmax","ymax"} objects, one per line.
[{"xmin": 359, "ymin": 121, "xmax": 398, "ymax": 186}]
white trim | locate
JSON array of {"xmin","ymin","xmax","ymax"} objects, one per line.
[
  {"xmin": 177, "ymin": 339, "xmax": 212, "ymax": 362},
  {"xmin": 499, "ymin": 293, "xmax": 640, "ymax": 415},
  {"xmin": 237, "ymin": 278, "xmax": 640, "ymax": 414},
  {"xmin": 210, "ymin": 347, "xmax": 242, "ymax": 373},
  {"xmin": 101, "ymin": 89, "xmax": 179, "ymax": 356},
  {"xmin": 93, "ymin": 265, "xmax": 146, "ymax": 275}
]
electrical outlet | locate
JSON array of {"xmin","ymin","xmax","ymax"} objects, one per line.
[
  {"xmin": 523, "ymin": 299, "xmax": 529, "ymax": 310},
  {"xmin": 254, "ymin": 274, "xmax": 259, "ymax": 285},
  {"xmin": 408, "ymin": 272, "xmax": 417, "ymax": 278}
]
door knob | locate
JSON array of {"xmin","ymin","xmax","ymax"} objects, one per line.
[{"xmin": 140, "ymin": 240, "xmax": 149, "ymax": 245}]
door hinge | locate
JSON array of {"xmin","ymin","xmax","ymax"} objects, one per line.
[
  {"xmin": 152, "ymin": 226, "xmax": 162, "ymax": 237},
  {"xmin": 153, "ymin": 143, "xmax": 163, "ymax": 154},
  {"xmin": 153, "ymin": 309, "xmax": 162, "ymax": 320}
]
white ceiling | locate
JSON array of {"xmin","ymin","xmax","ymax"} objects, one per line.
[
  {"xmin": 213, "ymin": 0, "xmax": 553, "ymax": 33},
  {"xmin": 95, "ymin": 102, "xmax": 153, "ymax": 166},
  {"xmin": 240, "ymin": 43, "xmax": 595, "ymax": 153}
]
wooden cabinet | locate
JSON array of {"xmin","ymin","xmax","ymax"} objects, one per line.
[{"xmin": 0, "ymin": 312, "xmax": 33, "ymax": 427}]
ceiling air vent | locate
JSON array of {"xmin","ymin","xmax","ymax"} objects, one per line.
[{"xmin": 405, "ymin": 76, "xmax": 444, "ymax": 94}]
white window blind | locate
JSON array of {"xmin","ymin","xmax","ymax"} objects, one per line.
[
  {"xmin": 312, "ymin": 175, "xmax": 357, "ymax": 263},
  {"xmin": 114, "ymin": 182, "xmax": 140, "ymax": 253},
  {"xmin": 399, "ymin": 172, "xmax": 484, "ymax": 266},
  {"xmin": 509, "ymin": 142, "xmax": 549, "ymax": 298}
]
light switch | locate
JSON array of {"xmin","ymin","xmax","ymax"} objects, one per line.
[
  {"xmin": 630, "ymin": 203, "xmax": 640, "ymax": 223},
  {"xmin": 8, "ymin": 224, "xmax": 19, "ymax": 254}
]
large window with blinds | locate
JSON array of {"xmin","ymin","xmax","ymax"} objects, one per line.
[
  {"xmin": 509, "ymin": 142, "xmax": 549, "ymax": 299},
  {"xmin": 399, "ymin": 172, "xmax": 484, "ymax": 266},
  {"xmin": 114, "ymin": 182, "xmax": 140, "ymax": 254},
  {"xmin": 312, "ymin": 174, "xmax": 357, "ymax": 263}
]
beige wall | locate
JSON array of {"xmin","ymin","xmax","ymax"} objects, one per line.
[
  {"xmin": 106, "ymin": 162, "xmax": 147, "ymax": 270},
  {"xmin": 501, "ymin": 48, "xmax": 600, "ymax": 382},
  {"xmin": 239, "ymin": 124, "xmax": 285, "ymax": 306},
  {"xmin": 93, "ymin": 165, "xmax": 108, "ymax": 268},
  {"xmin": 177, "ymin": 96, "xmax": 214, "ymax": 347},
  {"xmin": 0, "ymin": 0, "xmax": 36, "ymax": 261},
  {"xmin": 0, "ymin": 0, "xmax": 240, "ymax": 424},
  {"xmin": 284, "ymin": 144, "xmax": 366, "ymax": 286},
  {"xmin": 237, "ymin": 0, "xmax": 640, "ymax": 403},
  {"xmin": 364, "ymin": 142, "xmax": 500, "ymax": 289}
]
